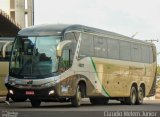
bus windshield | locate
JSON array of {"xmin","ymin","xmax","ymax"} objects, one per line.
[{"xmin": 10, "ymin": 36, "xmax": 60, "ymax": 76}]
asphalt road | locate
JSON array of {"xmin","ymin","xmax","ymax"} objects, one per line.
[{"xmin": 0, "ymin": 99, "xmax": 160, "ymax": 117}]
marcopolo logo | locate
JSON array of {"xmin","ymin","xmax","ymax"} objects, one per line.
[{"xmin": 26, "ymin": 80, "xmax": 33, "ymax": 85}]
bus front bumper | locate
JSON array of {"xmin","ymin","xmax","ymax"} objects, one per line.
[{"xmin": 6, "ymin": 84, "xmax": 59, "ymax": 100}]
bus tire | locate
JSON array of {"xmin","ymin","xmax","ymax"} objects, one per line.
[
  {"xmin": 125, "ymin": 86, "xmax": 137, "ymax": 105},
  {"xmin": 71, "ymin": 85, "xmax": 82, "ymax": 107},
  {"xmin": 31, "ymin": 100, "xmax": 41, "ymax": 107},
  {"xmin": 136, "ymin": 87, "xmax": 144, "ymax": 105},
  {"xmin": 90, "ymin": 98, "xmax": 109, "ymax": 105},
  {"xmin": 11, "ymin": 97, "xmax": 27, "ymax": 102}
]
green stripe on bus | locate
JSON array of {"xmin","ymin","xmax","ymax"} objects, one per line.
[{"xmin": 90, "ymin": 57, "xmax": 110, "ymax": 97}]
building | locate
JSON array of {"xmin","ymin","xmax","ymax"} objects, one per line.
[
  {"xmin": 0, "ymin": 9, "xmax": 20, "ymax": 36},
  {"xmin": 0, "ymin": 0, "xmax": 34, "ymax": 28}
]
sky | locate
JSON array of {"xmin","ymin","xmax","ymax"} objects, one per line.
[{"xmin": 34, "ymin": 0, "xmax": 160, "ymax": 64}]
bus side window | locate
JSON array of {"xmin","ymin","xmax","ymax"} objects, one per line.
[
  {"xmin": 131, "ymin": 44, "xmax": 142, "ymax": 62},
  {"xmin": 108, "ymin": 39, "xmax": 119, "ymax": 59},
  {"xmin": 59, "ymin": 49, "xmax": 71, "ymax": 72},
  {"xmin": 79, "ymin": 33, "xmax": 94, "ymax": 59},
  {"xmin": 149, "ymin": 46, "xmax": 154, "ymax": 63},
  {"xmin": 141, "ymin": 45, "xmax": 150, "ymax": 63},
  {"xmin": 64, "ymin": 32, "xmax": 79, "ymax": 63}
]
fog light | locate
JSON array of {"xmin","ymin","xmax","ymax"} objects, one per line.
[
  {"xmin": 9, "ymin": 90, "xmax": 14, "ymax": 95},
  {"xmin": 49, "ymin": 90, "xmax": 54, "ymax": 95}
]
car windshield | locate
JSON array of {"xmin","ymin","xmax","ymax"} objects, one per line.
[{"xmin": 10, "ymin": 36, "xmax": 60, "ymax": 76}]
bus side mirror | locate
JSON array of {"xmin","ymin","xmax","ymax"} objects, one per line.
[
  {"xmin": 2, "ymin": 41, "xmax": 13, "ymax": 58},
  {"xmin": 56, "ymin": 40, "xmax": 72, "ymax": 57}
]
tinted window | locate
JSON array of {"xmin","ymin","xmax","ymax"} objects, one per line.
[
  {"xmin": 119, "ymin": 41, "xmax": 131, "ymax": 61},
  {"xmin": 79, "ymin": 33, "xmax": 93, "ymax": 58},
  {"xmin": 94, "ymin": 36, "xmax": 107, "ymax": 58},
  {"xmin": 131, "ymin": 44, "xmax": 141, "ymax": 62},
  {"xmin": 108, "ymin": 39, "xmax": 119, "ymax": 59},
  {"xmin": 65, "ymin": 32, "xmax": 79, "ymax": 61},
  {"xmin": 141, "ymin": 45, "xmax": 150, "ymax": 63},
  {"xmin": 149, "ymin": 46, "xmax": 154, "ymax": 63}
]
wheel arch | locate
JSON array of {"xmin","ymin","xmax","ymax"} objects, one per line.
[
  {"xmin": 131, "ymin": 82, "xmax": 138, "ymax": 92},
  {"xmin": 139, "ymin": 83, "xmax": 145, "ymax": 97},
  {"xmin": 76, "ymin": 78, "xmax": 87, "ymax": 98}
]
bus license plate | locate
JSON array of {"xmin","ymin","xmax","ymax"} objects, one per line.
[{"xmin": 26, "ymin": 91, "xmax": 34, "ymax": 95}]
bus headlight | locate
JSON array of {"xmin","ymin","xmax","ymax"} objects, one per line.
[
  {"xmin": 9, "ymin": 90, "xmax": 14, "ymax": 95},
  {"xmin": 49, "ymin": 90, "xmax": 55, "ymax": 95}
]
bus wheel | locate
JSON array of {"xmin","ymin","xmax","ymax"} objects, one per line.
[
  {"xmin": 31, "ymin": 100, "xmax": 41, "ymax": 107},
  {"xmin": 126, "ymin": 86, "xmax": 137, "ymax": 105},
  {"xmin": 11, "ymin": 97, "xmax": 27, "ymax": 102},
  {"xmin": 136, "ymin": 87, "xmax": 144, "ymax": 105},
  {"xmin": 90, "ymin": 98, "xmax": 109, "ymax": 105},
  {"xmin": 71, "ymin": 85, "xmax": 82, "ymax": 107}
]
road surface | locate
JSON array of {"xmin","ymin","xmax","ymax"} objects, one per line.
[{"xmin": 0, "ymin": 99, "xmax": 160, "ymax": 117}]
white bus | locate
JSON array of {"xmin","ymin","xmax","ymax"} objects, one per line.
[
  {"xmin": 6, "ymin": 24, "xmax": 157, "ymax": 107},
  {"xmin": 0, "ymin": 37, "xmax": 13, "ymax": 96}
]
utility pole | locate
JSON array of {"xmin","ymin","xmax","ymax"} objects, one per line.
[
  {"xmin": 131, "ymin": 32, "xmax": 138, "ymax": 38},
  {"xmin": 32, "ymin": 0, "xmax": 34, "ymax": 25}
]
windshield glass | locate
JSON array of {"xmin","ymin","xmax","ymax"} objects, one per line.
[{"xmin": 10, "ymin": 36, "xmax": 60, "ymax": 76}]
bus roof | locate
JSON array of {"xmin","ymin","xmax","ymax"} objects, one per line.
[
  {"xmin": 18, "ymin": 24, "xmax": 153, "ymax": 46},
  {"xmin": 18, "ymin": 24, "xmax": 69, "ymax": 36}
]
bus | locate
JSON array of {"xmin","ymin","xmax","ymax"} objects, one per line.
[
  {"xmin": 5, "ymin": 24, "xmax": 157, "ymax": 107},
  {"xmin": 0, "ymin": 37, "xmax": 13, "ymax": 96}
]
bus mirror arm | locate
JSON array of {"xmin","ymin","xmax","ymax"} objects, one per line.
[
  {"xmin": 56, "ymin": 40, "xmax": 72, "ymax": 57},
  {"xmin": 76, "ymin": 56, "xmax": 80, "ymax": 60}
]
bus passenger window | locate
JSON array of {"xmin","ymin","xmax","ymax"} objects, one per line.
[
  {"xmin": 79, "ymin": 33, "xmax": 94, "ymax": 59},
  {"xmin": 59, "ymin": 49, "xmax": 70, "ymax": 72},
  {"xmin": 108, "ymin": 39, "xmax": 119, "ymax": 59},
  {"xmin": 65, "ymin": 32, "xmax": 79, "ymax": 63},
  {"xmin": 131, "ymin": 44, "xmax": 141, "ymax": 62}
]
